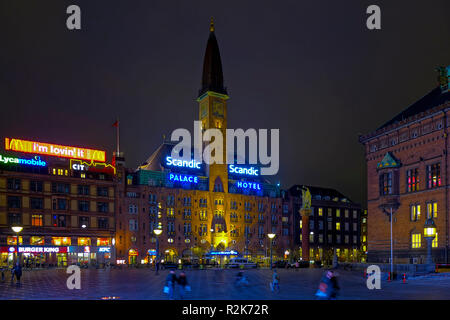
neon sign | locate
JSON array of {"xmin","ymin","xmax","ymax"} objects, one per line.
[
  {"xmin": 210, "ymin": 250, "xmax": 238, "ymax": 255},
  {"xmin": 0, "ymin": 154, "xmax": 46, "ymax": 167},
  {"xmin": 165, "ymin": 156, "xmax": 201, "ymax": 169},
  {"xmin": 17, "ymin": 246, "xmax": 68, "ymax": 253},
  {"xmin": 5, "ymin": 138, "xmax": 106, "ymax": 162},
  {"xmin": 168, "ymin": 173, "xmax": 199, "ymax": 184},
  {"xmin": 229, "ymin": 164, "xmax": 259, "ymax": 176},
  {"xmin": 236, "ymin": 181, "xmax": 261, "ymax": 190},
  {"xmin": 70, "ymin": 159, "xmax": 116, "ymax": 174},
  {"xmin": 98, "ymin": 247, "xmax": 111, "ymax": 253}
]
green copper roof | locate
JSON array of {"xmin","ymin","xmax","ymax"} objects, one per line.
[{"xmin": 377, "ymin": 152, "xmax": 401, "ymax": 169}]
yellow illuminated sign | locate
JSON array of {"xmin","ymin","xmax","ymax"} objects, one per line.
[{"xmin": 5, "ymin": 138, "xmax": 106, "ymax": 162}]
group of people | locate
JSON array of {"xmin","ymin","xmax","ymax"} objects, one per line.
[
  {"xmin": 1, "ymin": 262, "xmax": 22, "ymax": 285},
  {"xmin": 165, "ymin": 270, "xmax": 190, "ymax": 300}
]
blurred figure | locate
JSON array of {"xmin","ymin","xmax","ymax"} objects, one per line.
[
  {"xmin": 271, "ymin": 269, "xmax": 280, "ymax": 293},
  {"xmin": 13, "ymin": 262, "xmax": 22, "ymax": 285},
  {"xmin": 177, "ymin": 272, "xmax": 189, "ymax": 299},
  {"xmin": 165, "ymin": 270, "xmax": 177, "ymax": 300},
  {"xmin": 315, "ymin": 270, "xmax": 339, "ymax": 299},
  {"xmin": 235, "ymin": 271, "xmax": 248, "ymax": 288}
]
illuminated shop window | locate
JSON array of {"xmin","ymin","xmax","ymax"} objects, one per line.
[
  {"xmin": 407, "ymin": 168, "xmax": 419, "ymax": 192},
  {"xmin": 78, "ymin": 237, "xmax": 91, "ymax": 246},
  {"xmin": 411, "ymin": 233, "xmax": 421, "ymax": 248},
  {"xmin": 30, "ymin": 236, "xmax": 44, "ymax": 245},
  {"xmin": 410, "ymin": 204, "xmax": 420, "ymax": 221},
  {"xmin": 97, "ymin": 238, "xmax": 110, "ymax": 246},
  {"xmin": 426, "ymin": 163, "xmax": 441, "ymax": 189},
  {"xmin": 7, "ymin": 236, "xmax": 23, "ymax": 245},
  {"xmin": 52, "ymin": 237, "xmax": 71, "ymax": 246},
  {"xmin": 31, "ymin": 214, "xmax": 43, "ymax": 226}
]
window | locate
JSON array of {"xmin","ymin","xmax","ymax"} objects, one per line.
[
  {"xmin": 433, "ymin": 233, "xmax": 438, "ymax": 248},
  {"xmin": 52, "ymin": 183, "xmax": 70, "ymax": 194},
  {"xmin": 30, "ymin": 181, "xmax": 43, "ymax": 192},
  {"xmin": 7, "ymin": 196, "xmax": 21, "ymax": 208},
  {"xmin": 345, "ymin": 235, "xmax": 349, "ymax": 244},
  {"xmin": 318, "ymin": 208, "xmax": 323, "ymax": 216},
  {"xmin": 336, "ymin": 222, "xmax": 341, "ymax": 231},
  {"xmin": 184, "ymin": 222, "xmax": 192, "ymax": 234},
  {"xmin": 30, "ymin": 197, "xmax": 43, "ymax": 209},
  {"xmin": 30, "ymin": 236, "xmax": 44, "ymax": 245},
  {"xmin": 336, "ymin": 209, "xmax": 340, "ymax": 218},
  {"xmin": 78, "ymin": 237, "xmax": 91, "ymax": 246},
  {"xmin": 199, "ymin": 198, "xmax": 207, "ymax": 207},
  {"xmin": 53, "ymin": 214, "xmax": 67, "ymax": 227},
  {"xmin": 128, "ymin": 204, "xmax": 138, "ymax": 214},
  {"xmin": 426, "ymin": 163, "xmax": 441, "ymax": 189},
  {"xmin": 8, "ymin": 213, "xmax": 22, "ymax": 225},
  {"xmin": 336, "ymin": 235, "xmax": 341, "ymax": 244},
  {"xmin": 379, "ymin": 172, "xmax": 393, "ymax": 195},
  {"xmin": 129, "ymin": 219, "xmax": 138, "ymax": 231},
  {"xmin": 183, "ymin": 209, "xmax": 192, "ymax": 219},
  {"xmin": 231, "ymin": 201, "xmax": 238, "ymax": 210},
  {"xmin": 53, "ymin": 199, "xmax": 67, "ymax": 210},
  {"xmin": 410, "ymin": 204, "xmax": 421, "ymax": 221},
  {"xmin": 98, "ymin": 218, "xmax": 109, "ymax": 229},
  {"xmin": 79, "ymin": 216, "xmax": 89, "ymax": 228},
  {"xmin": 31, "ymin": 214, "xmax": 43, "ymax": 226},
  {"xmin": 148, "ymin": 193, "xmax": 157, "ymax": 204},
  {"xmin": 309, "ymin": 233, "xmax": 314, "ymax": 243},
  {"xmin": 345, "ymin": 222, "xmax": 349, "ymax": 231},
  {"xmin": 167, "ymin": 221, "xmax": 175, "ymax": 233},
  {"xmin": 97, "ymin": 187, "xmax": 109, "ymax": 197},
  {"xmin": 97, "ymin": 202, "xmax": 109, "ymax": 213},
  {"xmin": 167, "ymin": 195, "xmax": 175, "ymax": 206},
  {"xmin": 167, "ymin": 207, "xmax": 175, "ymax": 217},
  {"xmin": 407, "ymin": 168, "xmax": 419, "ymax": 192},
  {"xmin": 78, "ymin": 200, "xmax": 90, "ymax": 212},
  {"xmin": 345, "ymin": 210, "xmax": 349, "ymax": 218},
  {"xmin": 353, "ymin": 210, "xmax": 357, "ymax": 219},
  {"xmin": 52, "ymin": 237, "xmax": 71, "ymax": 246},
  {"xmin": 78, "ymin": 185, "xmax": 90, "ymax": 195},
  {"xmin": 412, "ymin": 233, "xmax": 421, "ymax": 248},
  {"xmin": 427, "ymin": 202, "xmax": 438, "ymax": 219},
  {"xmin": 327, "ymin": 208, "xmax": 332, "ymax": 216},
  {"xmin": 7, "ymin": 178, "xmax": 21, "ymax": 190},
  {"xmin": 283, "ymin": 204, "xmax": 289, "ymax": 214},
  {"xmin": 183, "ymin": 197, "xmax": 192, "ymax": 206}
]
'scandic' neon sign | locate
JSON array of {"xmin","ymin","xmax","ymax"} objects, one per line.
[
  {"xmin": 229, "ymin": 164, "xmax": 259, "ymax": 176},
  {"xmin": 0, "ymin": 154, "xmax": 46, "ymax": 167},
  {"xmin": 166, "ymin": 156, "xmax": 201, "ymax": 169},
  {"xmin": 168, "ymin": 173, "xmax": 199, "ymax": 184}
]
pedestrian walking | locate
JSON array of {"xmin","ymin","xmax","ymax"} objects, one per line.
[
  {"xmin": 1, "ymin": 267, "xmax": 5, "ymax": 282},
  {"xmin": 270, "ymin": 269, "xmax": 280, "ymax": 293},
  {"xmin": 177, "ymin": 272, "xmax": 190, "ymax": 299},
  {"xmin": 164, "ymin": 270, "xmax": 177, "ymax": 300},
  {"xmin": 13, "ymin": 263, "xmax": 22, "ymax": 285},
  {"xmin": 315, "ymin": 270, "xmax": 336, "ymax": 300},
  {"xmin": 329, "ymin": 271, "xmax": 340, "ymax": 300}
]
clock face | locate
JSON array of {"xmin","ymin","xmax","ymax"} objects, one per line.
[{"xmin": 213, "ymin": 101, "xmax": 224, "ymax": 118}]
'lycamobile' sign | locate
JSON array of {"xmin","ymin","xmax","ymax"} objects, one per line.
[{"xmin": 0, "ymin": 154, "xmax": 47, "ymax": 167}]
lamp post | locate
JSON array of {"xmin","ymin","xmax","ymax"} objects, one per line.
[
  {"xmin": 268, "ymin": 233, "xmax": 276, "ymax": 269},
  {"xmin": 153, "ymin": 228, "xmax": 162, "ymax": 275},
  {"xmin": 11, "ymin": 226, "xmax": 23, "ymax": 265},
  {"xmin": 424, "ymin": 218, "xmax": 437, "ymax": 266}
]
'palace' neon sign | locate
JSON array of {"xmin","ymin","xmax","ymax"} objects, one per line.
[
  {"xmin": 0, "ymin": 154, "xmax": 46, "ymax": 167},
  {"xmin": 236, "ymin": 181, "xmax": 261, "ymax": 190},
  {"xmin": 5, "ymin": 138, "xmax": 106, "ymax": 162},
  {"xmin": 166, "ymin": 156, "xmax": 201, "ymax": 169},
  {"xmin": 168, "ymin": 173, "xmax": 199, "ymax": 184},
  {"xmin": 229, "ymin": 164, "xmax": 259, "ymax": 176}
]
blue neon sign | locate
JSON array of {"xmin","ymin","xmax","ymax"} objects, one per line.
[
  {"xmin": 168, "ymin": 173, "xmax": 199, "ymax": 184},
  {"xmin": 210, "ymin": 250, "xmax": 238, "ymax": 255},
  {"xmin": 236, "ymin": 181, "xmax": 261, "ymax": 190},
  {"xmin": 166, "ymin": 156, "xmax": 201, "ymax": 169},
  {"xmin": 229, "ymin": 164, "xmax": 259, "ymax": 176},
  {"xmin": 0, "ymin": 154, "xmax": 46, "ymax": 167}
]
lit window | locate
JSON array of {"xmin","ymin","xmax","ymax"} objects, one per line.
[
  {"xmin": 7, "ymin": 236, "xmax": 23, "ymax": 245},
  {"xmin": 30, "ymin": 236, "xmax": 44, "ymax": 245},
  {"xmin": 336, "ymin": 209, "xmax": 340, "ymax": 218},
  {"xmin": 336, "ymin": 222, "xmax": 341, "ymax": 231},
  {"xmin": 412, "ymin": 233, "xmax": 421, "ymax": 248},
  {"xmin": 407, "ymin": 168, "xmax": 419, "ymax": 192},
  {"xmin": 52, "ymin": 237, "xmax": 71, "ymax": 246},
  {"xmin": 78, "ymin": 237, "xmax": 91, "ymax": 246},
  {"xmin": 31, "ymin": 214, "xmax": 43, "ymax": 226},
  {"xmin": 427, "ymin": 202, "xmax": 437, "ymax": 219},
  {"xmin": 410, "ymin": 204, "xmax": 420, "ymax": 221},
  {"xmin": 433, "ymin": 233, "xmax": 438, "ymax": 248},
  {"xmin": 318, "ymin": 208, "xmax": 323, "ymax": 216}
]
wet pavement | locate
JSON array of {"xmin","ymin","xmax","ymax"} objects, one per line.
[{"xmin": 1, "ymin": 267, "xmax": 450, "ymax": 300}]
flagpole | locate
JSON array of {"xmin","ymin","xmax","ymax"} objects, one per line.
[{"xmin": 116, "ymin": 118, "xmax": 120, "ymax": 155}]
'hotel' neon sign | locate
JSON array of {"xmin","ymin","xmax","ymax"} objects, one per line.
[{"xmin": 236, "ymin": 181, "xmax": 261, "ymax": 190}]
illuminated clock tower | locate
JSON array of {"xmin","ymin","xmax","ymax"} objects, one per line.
[{"xmin": 197, "ymin": 18, "xmax": 229, "ymax": 193}]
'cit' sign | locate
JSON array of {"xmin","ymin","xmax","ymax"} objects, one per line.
[{"xmin": 5, "ymin": 138, "xmax": 106, "ymax": 162}]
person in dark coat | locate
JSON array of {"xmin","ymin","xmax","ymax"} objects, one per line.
[
  {"xmin": 329, "ymin": 271, "xmax": 340, "ymax": 299},
  {"xmin": 177, "ymin": 272, "xmax": 188, "ymax": 299},
  {"xmin": 165, "ymin": 270, "xmax": 177, "ymax": 300},
  {"xmin": 13, "ymin": 262, "xmax": 22, "ymax": 285}
]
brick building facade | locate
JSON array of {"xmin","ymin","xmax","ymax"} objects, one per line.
[{"xmin": 360, "ymin": 66, "xmax": 450, "ymax": 263}]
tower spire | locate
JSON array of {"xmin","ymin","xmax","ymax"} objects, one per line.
[{"xmin": 210, "ymin": 17, "xmax": 214, "ymax": 32}]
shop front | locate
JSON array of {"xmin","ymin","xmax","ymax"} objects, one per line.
[{"xmin": 0, "ymin": 245, "xmax": 69, "ymax": 267}]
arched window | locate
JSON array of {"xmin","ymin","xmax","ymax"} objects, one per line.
[{"xmin": 213, "ymin": 177, "xmax": 224, "ymax": 192}]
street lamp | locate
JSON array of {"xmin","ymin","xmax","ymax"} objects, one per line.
[
  {"xmin": 424, "ymin": 218, "xmax": 437, "ymax": 265},
  {"xmin": 268, "ymin": 233, "xmax": 276, "ymax": 269},
  {"xmin": 153, "ymin": 228, "xmax": 162, "ymax": 274},
  {"xmin": 11, "ymin": 226, "xmax": 23, "ymax": 265}
]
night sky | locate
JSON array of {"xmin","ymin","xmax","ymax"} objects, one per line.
[{"xmin": 0, "ymin": 0, "xmax": 449, "ymax": 205}]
